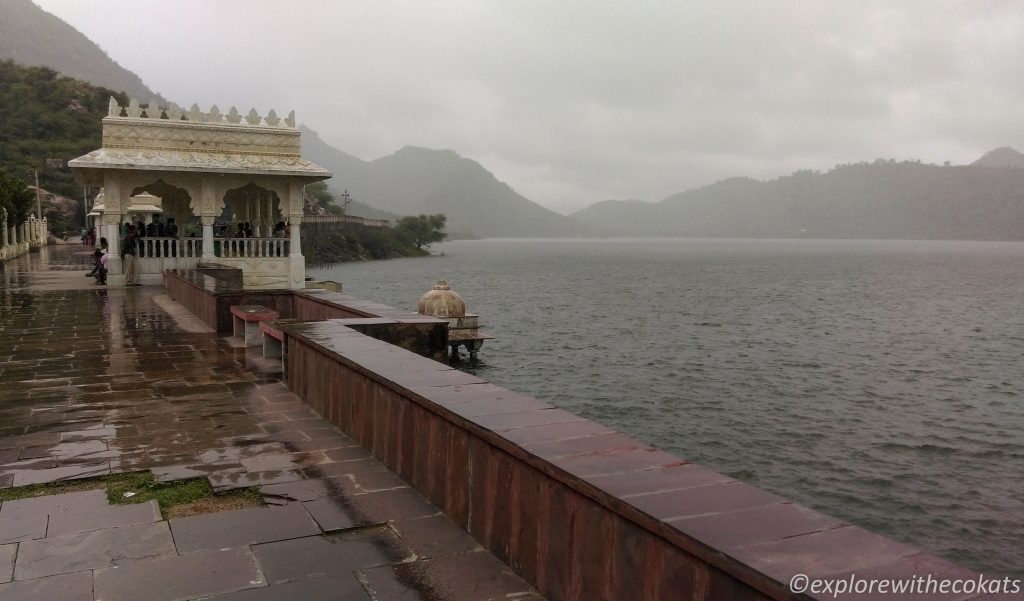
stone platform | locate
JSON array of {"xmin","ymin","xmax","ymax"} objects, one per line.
[{"xmin": 0, "ymin": 243, "xmax": 543, "ymax": 601}]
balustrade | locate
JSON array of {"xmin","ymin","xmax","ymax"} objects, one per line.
[
  {"xmin": 217, "ymin": 237, "xmax": 290, "ymax": 258},
  {"xmin": 136, "ymin": 237, "xmax": 202, "ymax": 259}
]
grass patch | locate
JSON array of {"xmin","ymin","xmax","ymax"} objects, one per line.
[
  {"xmin": 106, "ymin": 472, "xmax": 262, "ymax": 518},
  {"xmin": 0, "ymin": 472, "xmax": 263, "ymax": 519}
]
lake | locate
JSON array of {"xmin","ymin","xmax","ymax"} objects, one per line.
[{"xmin": 309, "ymin": 237, "xmax": 1024, "ymax": 575}]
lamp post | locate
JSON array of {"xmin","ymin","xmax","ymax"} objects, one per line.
[
  {"xmin": 340, "ymin": 190, "xmax": 352, "ymax": 216},
  {"xmin": 34, "ymin": 170, "xmax": 41, "ymax": 220}
]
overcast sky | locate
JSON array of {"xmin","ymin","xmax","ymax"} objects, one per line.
[{"xmin": 33, "ymin": 0, "xmax": 1024, "ymax": 214}]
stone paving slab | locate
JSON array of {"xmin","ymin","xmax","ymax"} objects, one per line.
[
  {"xmin": 239, "ymin": 452, "xmax": 301, "ymax": 472},
  {"xmin": 301, "ymin": 498, "xmax": 361, "ymax": 532},
  {"xmin": 252, "ymin": 529, "xmax": 411, "ymax": 584},
  {"xmin": 343, "ymin": 487, "xmax": 442, "ymax": 523},
  {"xmin": 0, "ymin": 489, "xmax": 108, "ymax": 520},
  {"xmin": 0, "ymin": 514, "xmax": 47, "ymax": 544},
  {"xmin": 0, "ymin": 545, "xmax": 13, "ymax": 584},
  {"xmin": 391, "ymin": 514, "xmax": 481, "ymax": 559},
  {"xmin": 207, "ymin": 574, "xmax": 370, "ymax": 601},
  {"xmin": 260, "ymin": 477, "xmax": 337, "ymax": 503},
  {"xmin": 47, "ymin": 499, "xmax": 161, "ymax": 537},
  {"xmin": 169, "ymin": 503, "xmax": 321, "ymax": 554},
  {"xmin": 93, "ymin": 546, "xmax": 265, "ymax": 601},
  {"xmin": 0, "ymin": 570, "xmax": 93, "ymax": 601},
  {"xmin": 368, "ymin": 550, "xmax": 542, "ymax": 601},
  {"xmin": 150, "ymin": 461, "xmax": 245, "ymax": 482},
  {"xmin": 9, "ymin": 462, "xmax": 111, "ymax": 486},
  {"xmin": 208, "ymin": 468, "xmax": 305, "ymax": 492},
  {"xmin": 15, "ymin": 521, "xmax": 175, "ymax": 580}
]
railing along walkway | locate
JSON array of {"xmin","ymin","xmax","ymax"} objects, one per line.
[{"xmin": 133, "ymin": 237, "xmax": 290, "ymax": 259}]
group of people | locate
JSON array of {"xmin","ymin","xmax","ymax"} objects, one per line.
[
  {"xmin": 85, "ymin": 224, "xmax": 145, "ymax": 286},
  {"xmin": 217, "ymin": 221, "xmax": 288, "ymax": 238},
  {"xmin": 84, "ymin": 226, "xmax": 141, "ymax": 285},
  {"xmin": 125, "ymin": 217, "xmax": 178, "ymax": 239},
  {"xmin": 83, "ymin": 217, "xmax": 289, "ymax": 287},
  {"xmin": 79, "ymin": 228, "xmax": 96, "ymax": 247}
]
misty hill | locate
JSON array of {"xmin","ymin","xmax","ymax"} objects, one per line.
[
  {"xmin": 302, "ymin": 128, "xmax": 583, "ymax": 238},
  {"xmin": 972, "ymin": 147, "xmax": 1024, "ymax": 169},
  {"xmin": 0, "ymin": 0, "xmax": 164, "ymax": 102},
  {"xmin": 0, "ymin": 60, "xmax": 122, "ymax": 205},
  {"xmin": 573, "ymin": 156, "xmax": 1024, "ymax": 241}
]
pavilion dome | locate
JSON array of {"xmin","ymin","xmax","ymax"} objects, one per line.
[{"xmin": 418, "ymin": 280, "xmax": 466, "ymax": 318}]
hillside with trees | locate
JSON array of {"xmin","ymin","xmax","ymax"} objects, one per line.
[
  {"xmin": 0, "ymin": 60, "xmax": 125, "ymax": 229},
  {"xmin": 573, "ymin": 157, "xmax": 1024, "ymax": 240},
  {"xmin": 0, "ymin": 0, "xmax": 163, "ymax": 102},
  {"xmin": 302, "ymin": 182, "xmax": 447, "ymax": 264}
]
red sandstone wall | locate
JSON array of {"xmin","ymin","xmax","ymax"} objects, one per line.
[
  {"xmin": 293, "ymin": 295, "xmax": 369, "ymax": 320},
  {"xmin": 164, "ymin": 272, "xmax": 218, "ymax": 331},
  {"xmin": 285, "ymin": 335, "xmax": 774, "ymax": 601}
]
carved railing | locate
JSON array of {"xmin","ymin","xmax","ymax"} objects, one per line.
[
  {"xmin": 217, "ymin": 237, "xmax": 290, "ymax": 259},
  {"xmin": 302, "ymin": 214, "xmax": 392, "ymax": 229},
  {"xmin": 137, "ymin": 237, "xmax": 202, "ymax": 259},
  {"xmin": 109, "ymin": 98, "xmax": 295, "ymax": 129}
]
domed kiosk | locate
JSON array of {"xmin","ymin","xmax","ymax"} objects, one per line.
[{"xmin": 418, "ymin": 280, "xmax": 492, "ymax": 359}]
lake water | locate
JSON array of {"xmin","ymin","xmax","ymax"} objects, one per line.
[{"xmin": 309, "ymin": 237, "xmax": 1024, "ymax": 575}]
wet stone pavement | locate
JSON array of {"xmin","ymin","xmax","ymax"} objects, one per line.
[{"xmin": 0, "ymin": 244, "xmax": 544, "ymax": 601}]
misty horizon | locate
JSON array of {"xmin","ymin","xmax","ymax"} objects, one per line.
[{"xmin": 27, "ymin": 0, "xmax": 1024, "ymax": 215}]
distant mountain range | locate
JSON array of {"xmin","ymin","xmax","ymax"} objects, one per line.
[
  {"xmin": 301, "ymin": 127, "xmax": 583, "ymax": 237},
  {"xmin": 5, "ymin": 0, "xmax": 1024, "ymax": 241},
  {"xmin": 573, "ymin": 157, "xmax": 1024, "ymax": 240},
  {"xmin": 971, "ymin": 146, "xmax": 1024, "ymax": 169}
]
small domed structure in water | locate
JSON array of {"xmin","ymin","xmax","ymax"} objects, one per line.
[
  {"xmin": 417, "ymin": 280, "xmax": 492, "ymax": 360},
  {"xmin": 417, "ymin": 280, "xmax": 466, "ymax": 318}
]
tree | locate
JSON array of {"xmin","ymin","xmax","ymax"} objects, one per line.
[
  {"xmin": 0, "ymin": 170, "xmax": 34, "ymax": 223},
  {"xmin": 395, "ymin": 214, "xmax": 447, "ymax": 250}
]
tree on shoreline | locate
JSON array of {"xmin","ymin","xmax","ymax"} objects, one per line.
[{"xmin": 395, "ymin": 214, "xmax": 447, "ymax": 250}]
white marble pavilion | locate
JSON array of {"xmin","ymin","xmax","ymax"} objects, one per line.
[{"xmin": 70, "ymin": 98, "xmax": 331, "ymax": 289}]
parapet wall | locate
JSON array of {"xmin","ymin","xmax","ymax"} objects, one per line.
[
  {"xmin": 279, "ymin": 321, "xmax": 987, "ymax": 601},
  {"xmin": 164, "ymin": 270, "xmax": 448, "ymax": 360}
]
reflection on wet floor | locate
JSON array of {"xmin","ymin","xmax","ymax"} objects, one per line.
[{"xmin": 0, "ymin": 243, "xmax": 543, "ymax": 600}]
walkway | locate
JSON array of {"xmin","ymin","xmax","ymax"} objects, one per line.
[{"xmin": 0, "ymin": 243, "xmax": 543, "ymax": 601}]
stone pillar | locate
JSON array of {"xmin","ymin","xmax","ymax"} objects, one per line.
[
  {"xmin": 101, "ymin": 178, "xmax": 124, "ymax": 284},
  {"xmin": 201, "ymin": 215, "xmax": 216, "ymax": 261},
  {"xmin": 249, "ymin": 196, "xmax": 261, "ymax": 238},
  {"xmin": 263, "ymin": 194, "xmax": 273, "ymax": 236},
  {"xmin": 1, "ymin": 209, "xmax": 7, "ymax": 250},
  {"xmin": 104, "ymin": 214, "xmax": 123, "ymax": 284},
  {"xmin": 288, "ymin": 215, "xmax": 303, "ymax": 290}
]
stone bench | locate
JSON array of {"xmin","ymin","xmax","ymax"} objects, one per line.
[
  {"xmin": 260, "ymin": 319, "xmax": 289, "ymax": 360},
  {"xmin": 230, "ymin": 305, "xmax": 280, "ymax": 347}
]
